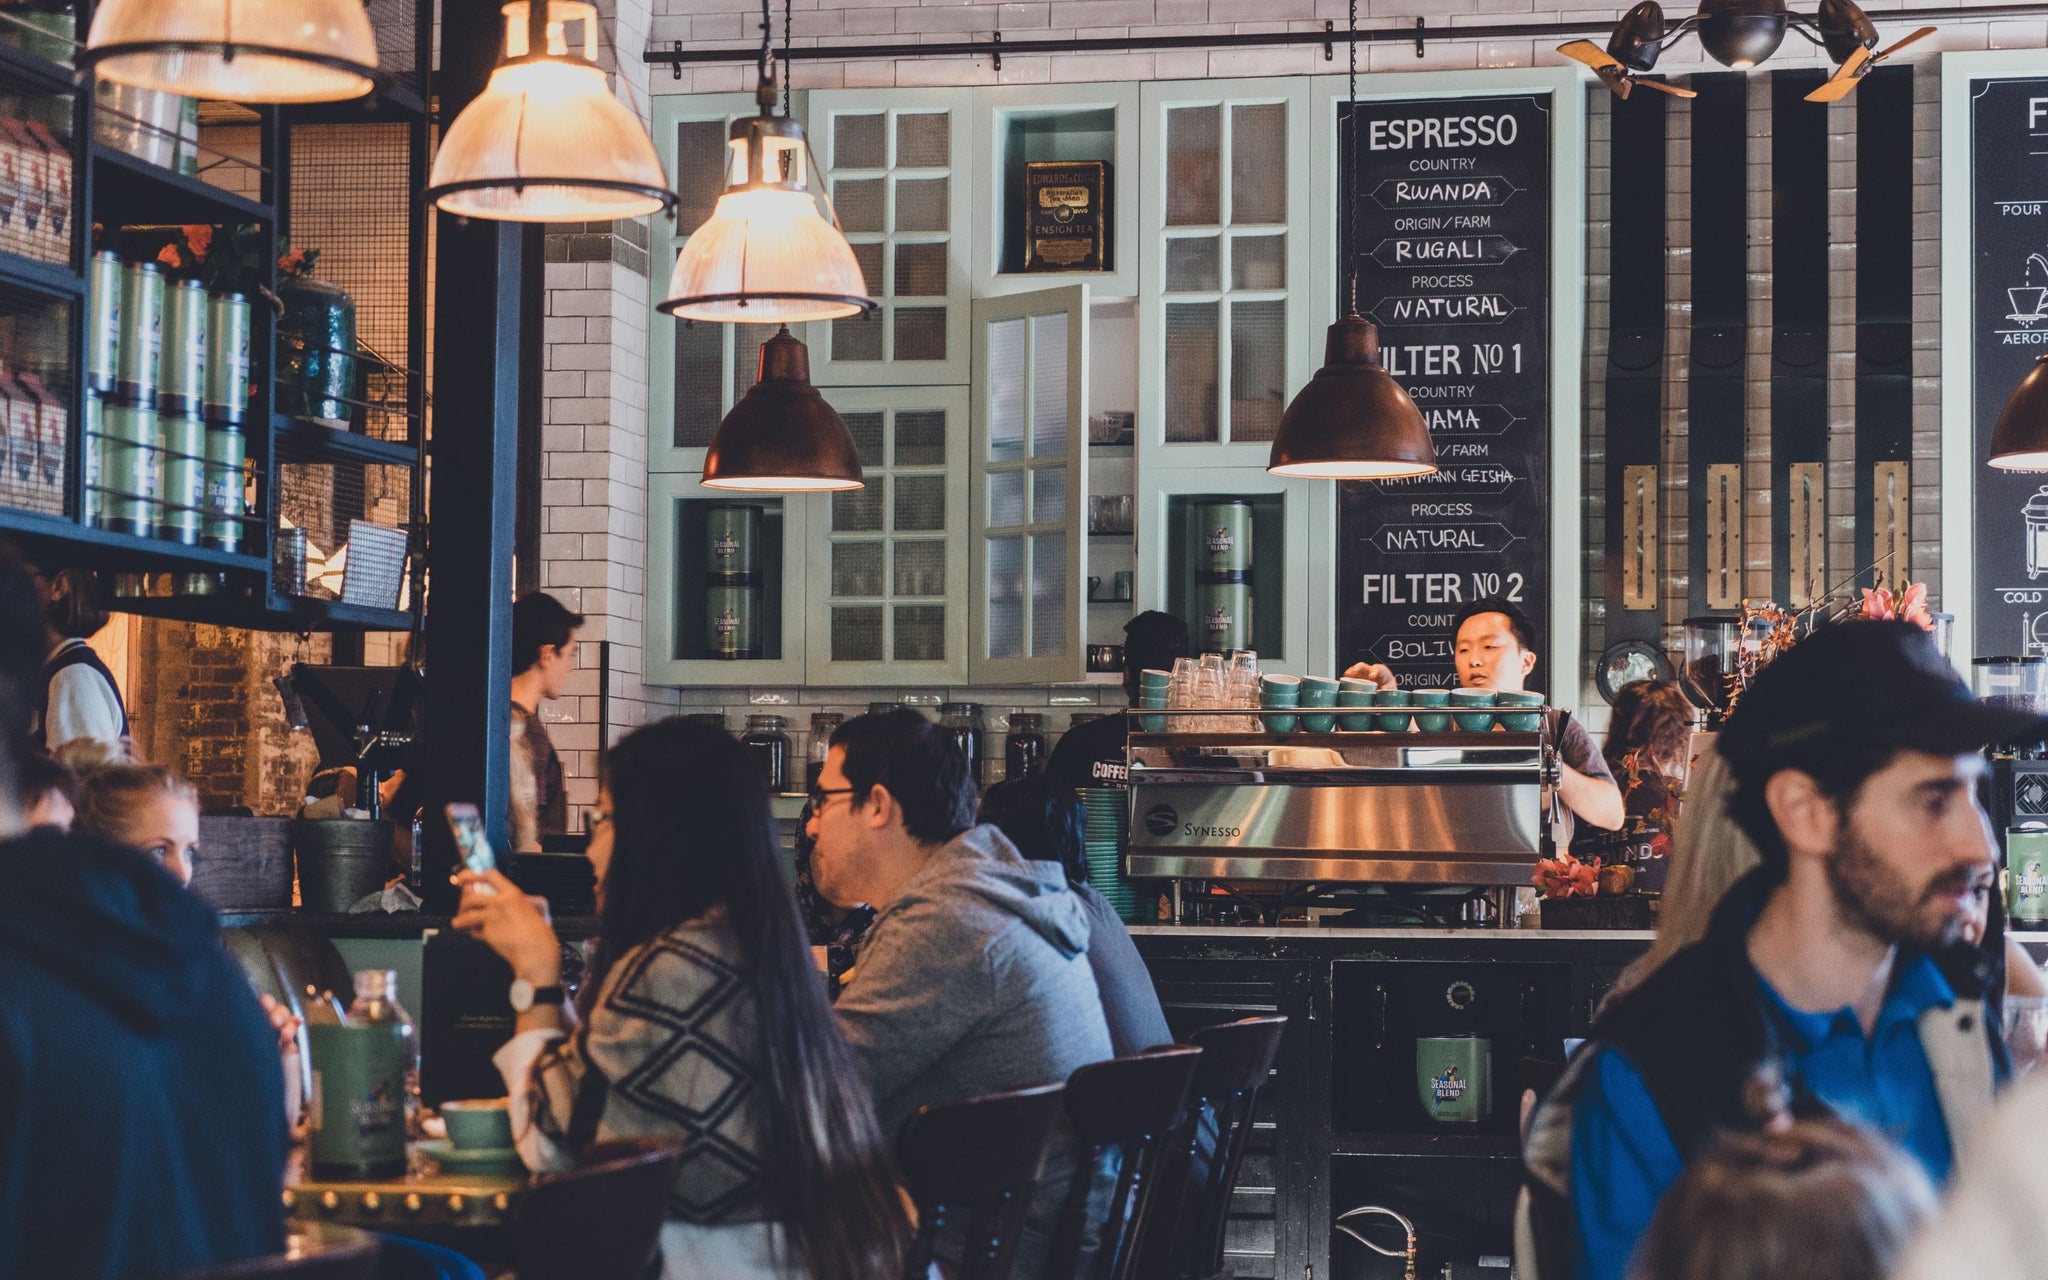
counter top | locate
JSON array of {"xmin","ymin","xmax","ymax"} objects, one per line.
[{"xmin": 1129, "ymin": 924, "xmax": 1653, "ymax": 940}]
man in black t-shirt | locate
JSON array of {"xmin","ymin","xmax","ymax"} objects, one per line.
[
  {"xmin": 1347, "ymin": 596, "xmax": 1624, "ymax": 840},
  {"xmin": 1047, "ymin": 611, "xmax": 1189, "ymax": 792}
]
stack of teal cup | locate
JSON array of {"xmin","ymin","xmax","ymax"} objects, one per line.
[
  {"xmin": 1259, "ymin": 674, "xmax": 1300, "ymax": 732},
  {"xmin": 1374, "ymin": 689, "xmax": 1412, "ymax": 731},
  {"xmin": 1450, "ymin": 688, "xmax": 1497, "ymax": 731},
  {"xmin": 1337, "ymin": 678, "xmax": 1376, "ymax": 731},
  {"xmin": 1082, "ymin": 788, "xmax": 1137, "ymax": 920},
  {"xmin": 1300, "ymin": 676, "xmax": 1338, "ymax": 732},
  {"xmin": 1137, "ymin": 668, "xmax": 1171, "ymax": 731}
]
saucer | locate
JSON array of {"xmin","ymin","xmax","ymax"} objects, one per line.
[{"xmin": 418, "ymin": 1139, "xmax": 525, "ymax": 1175}]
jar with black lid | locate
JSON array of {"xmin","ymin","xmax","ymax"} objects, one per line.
[
  {"xmin": 807, "ymin": 712, "xmax": 843, "ymax": 793},
  {"xmin": 939, "ymin": 703, "xmax": 985, "ymax": 786},
  {"xmin": 740, "ymin": 714, "xmax": 791, "ymax": 793},
  {"xmin": 1006, "ymin": 712, "xmax": 1047, "ymax": 780}
]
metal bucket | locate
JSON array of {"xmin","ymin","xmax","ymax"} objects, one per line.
[{"xmin": 292, "ymin": 819, "xmax": 395, "ymax": 913}]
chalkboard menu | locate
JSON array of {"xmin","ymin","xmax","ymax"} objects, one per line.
[
  {"xmin": 1972, "ymin": 77, "xmax": 2048, "ymax": 659},
  {"xmin": 1336, "ymin": 94, "xmax": 1553, "ymax": 688}
]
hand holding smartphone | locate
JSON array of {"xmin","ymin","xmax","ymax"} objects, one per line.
[{"xmin": 446, "ymin": 802, "xmax": 498, "ymax": 896}]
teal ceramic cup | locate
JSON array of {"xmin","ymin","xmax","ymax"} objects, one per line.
[
  {"xmin": 1299, "ymin": 676, "xmax": 1338, "ymax": 732},
  {"xmin": 1450, "ymin": 688, "xmax": 1497, "ymax": 732},
  {"xmin": 1497, "ymin": 690, "xmax": 1543, "ymax": 732},
  {"xmin": 1415, "ymin": 1035, "xmax": 1492, "ymax": 1125},
  {"xmin": 1138, "ymin": 687, "xmax": 1169, "ymax": 733},
  {"xmin": 1338, "ymin": 688, "xmax": 1376, "ymax": 731},
  {"xmin": 1139, "ymin": 668, "xmax": 1173, "ymax": 690},
  {"xmin": 1410, "ymin": 687, "xmax": 1451, "ymax": 732},
  {"xmin": 1260, "ymin": 674, "xmax": 1301, "ymax": 733},
  {"xmin": 441, "ymin": 1098, "xmax": 514, "ymax": 1150},
  {"xmin": 1373, "ymin": 688, "xmax": 1412, "ymax": 732}
]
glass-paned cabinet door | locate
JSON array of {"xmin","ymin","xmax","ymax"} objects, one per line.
[
  {"xmin": 649, "ymin": 92, "xmax": 786, "ymax": 474},
  {"xmin": 803, "ymin": 386, "xmax": 972, "ymax": 685},
  {"xmin": 805, "ymin": 89, "xmax": 973, "ymax": 387},
  {"xmin": 645, "ymin": 473, "xmax": 810, "ymax": 686},
  {"xmin": 969, "ymin": 286, "xmax": 1089, "ymax": 685},
  {"xmin": 1138, "ymin": 79, "xmax": 1312, "ymax": 469}
]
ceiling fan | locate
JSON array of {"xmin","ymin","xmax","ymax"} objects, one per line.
[{"xmin": 1557, "ymin": 0, "xmax": 1934, "ymax": 102}]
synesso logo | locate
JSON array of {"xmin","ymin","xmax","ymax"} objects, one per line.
[{"xmin": 1144, "ymin": 804, "xmax": 1179, "ymax": 837}]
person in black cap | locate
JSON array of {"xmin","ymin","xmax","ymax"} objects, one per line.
[
  {"xmin": 1519, "ymin": 620, "xmax": 2036, "ymax": 1280},
  {"xmin": 1046, "ymin": 610, "xmax": 1189, "ymax": 793}
]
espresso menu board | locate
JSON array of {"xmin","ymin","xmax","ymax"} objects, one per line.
[
  {"xmin": 1973, "ymin": 77, "xmax": 2048, "ymax": 659},
  {"xmin": 1336, "ymin": 95, "xmax": 1553, "ymax": 688}
]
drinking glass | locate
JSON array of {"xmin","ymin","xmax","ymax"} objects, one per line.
[{"xmin": 2007, "ymin": 991, "xmax": 2048, "ymax": 1077}]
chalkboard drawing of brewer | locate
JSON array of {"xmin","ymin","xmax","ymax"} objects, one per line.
[{"xmin": 1345, "ymin": 596, "xmax": 1625, "ymax": 841}]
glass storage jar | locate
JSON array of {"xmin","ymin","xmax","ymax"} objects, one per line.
[{"xmin": 740, "ymin": 714, "xmax": 792, "ymax": 793}]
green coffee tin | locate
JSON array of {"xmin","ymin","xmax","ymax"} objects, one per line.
[
  {"xmin": 307, "ymin": 1022, "xmax": 409, "ymax": 1179},
  {"xmin": 1193, "ymin": 499, "xmax": 1252, "ymax": 575},
  {"xmin": 205, "ymin": 292, "xmax": 251, "ymax": 423},
  {"xmin": 156, "ymin": 410, "xmax": 205, "ymax": 545},
  {"xmin": 116, "ymin": 261, "xmax": 163, "ymax": 405},
  {"xmin": 704, "ymin": 503, "xmax": 761, "ymax": 581},
  {"xmin": 204, "ymin": 421, "xmax": 246, "ymax": 553},
  {"xmin": 706, "ymin": 584, "xmax": 759, "ymax": 659},
  {"xmin": 1195, "ymin": 579, "xmax": 1251, "ymax": 653},
  {"xmin": 82, "ymin": 389, "xmax": 105, "ymax": 527},
  {"xmin": 158, "ymin": 278, "xmax": 207, "ymax": 415},
  {"xmin": 86, "ymin": 251, "xmax": 121, "ymax": 395},
  {"xmin": 2011, "ymin": 830, "xmax": 2048, "ymax": 927},
  {"xmin": 101, "ymin": 398, "xmax": 156, "ymax": 537}
]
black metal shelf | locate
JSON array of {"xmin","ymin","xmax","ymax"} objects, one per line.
[
  {"xmin": 274, "ymin": 414, "xmax": 420, "ymax": 468},
  {"xmin": 0, "ymin": 41, "xmax": 75, "ymax": 95},
  {"xmin": 90, "ymin": 142, "xmax": 275, "ymax": 227},
  {"xmin": 1331, "ymin": 1131, "xmax": 1520, "ymax": 1159},
  {"xmin": 110, "ymin": 587, "xmax": 411, "ymax": 633},
  {"xmin": 275, "ymin": 595, "xmax": 415, "ymax": 632},
  {"xmin": 0, "ymin": 503, "xmax": 269, "ymax": 573},
  {"xmin": 0, "ymin": 249, "xmax": 83, "ymax": 301}
]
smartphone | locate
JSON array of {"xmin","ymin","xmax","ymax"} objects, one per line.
[{"xmin": 445, "ymin": 802, "xmax": 498, "ymax": 896}]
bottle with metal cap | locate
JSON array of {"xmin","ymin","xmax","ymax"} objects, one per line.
[{"xmin": 307, "ymin": 969, "xmax": 413, "ymax": 1178}]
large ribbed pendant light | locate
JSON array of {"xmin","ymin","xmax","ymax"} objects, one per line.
[
  {"xmin": 659, "ymin": 0, "xmax": 873, "ymax": 325},
  {"xmin": 701, "ymin": 327, "xmax": 864, "ymax": 491},
  {"xmin": 423, "ymin": 0, "xmax": 675, "ymax": 224},
  {"xmin": 1267, "ymin": 0, "xmax": 1436, "ymax": 480},
  {"xmin": 80, "ymin": 0, "xmax": 379, "ymax": 103},
  {"xmin": 1991, "ymin": 355, "xmax": 2048, "ymax": 471}
]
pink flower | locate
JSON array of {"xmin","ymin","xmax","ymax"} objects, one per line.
[
  {"xmin": 1859, "ymin": 582, "xmax": 1936, "ymax": 631},
  {"xmin": 1533, "ymin": 853, "xmax": 1602, "ymax": 899}
]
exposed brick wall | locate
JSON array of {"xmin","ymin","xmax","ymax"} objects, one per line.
[{"xmin": 128, "ymin": 621, "xmax": 326, "ymax": 814}]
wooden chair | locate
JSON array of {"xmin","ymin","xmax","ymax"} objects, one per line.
[
  {"xmin": 898, "ymin": 1082, "xmax": 1068, "ymax": 1280},
  {"xmin": 501, "ymin": 1137, "xmax": 683, "ymax": 1280},
  {"xmin": 176, "ymin": 1223, "xmax": 381, "ymax": 1279},
  {"xmin": 1045, "ymin": 1045, "xmax": 1204, "ymax": 1280},
  {"xmin": 1130, "ymin": 1015, "xmax": 1289, "ymax": 1280}
]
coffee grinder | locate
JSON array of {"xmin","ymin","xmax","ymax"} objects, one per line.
[{"xmin": 1973, "ymin": 658, "xmax": 2048, "ymax": 920}]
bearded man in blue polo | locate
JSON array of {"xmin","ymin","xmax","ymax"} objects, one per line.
[{"xmin": 1522, "ymin": 620, "xmax": 2032, "ymax": 1280}]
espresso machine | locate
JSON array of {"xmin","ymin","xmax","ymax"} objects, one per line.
[{"xmin": 1122, "ymin": 712, "xmax": 1559, "ymax": 926}]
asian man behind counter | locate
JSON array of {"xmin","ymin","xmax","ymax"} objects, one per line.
[{"xmin": 1347, "ymin": 595, "xmax": 1625, "ymax": 839}]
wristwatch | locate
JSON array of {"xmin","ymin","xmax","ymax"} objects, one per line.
[{"xmin": 508, "ymin": 978, "xmax": 566, "ymax": 1013}]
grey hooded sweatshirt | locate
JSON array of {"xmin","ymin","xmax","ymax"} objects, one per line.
[{"xmin": 836, "ymin": 822, "xmax": 1114, "ymax": 1136}]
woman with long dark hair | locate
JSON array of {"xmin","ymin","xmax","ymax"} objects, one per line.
[{"xmin": 455, "ymin": 718, "xmax": 907, "ymax": 1280}]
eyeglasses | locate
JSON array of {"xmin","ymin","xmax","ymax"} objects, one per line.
[
  {"xmin": 807, "ymin": 786, "xmax": 857, "ymax": 811},
  {"xmin": 588, "ymin": 808, "xmax": 613, "ymax": 832}
]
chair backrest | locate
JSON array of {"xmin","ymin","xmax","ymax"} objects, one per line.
[
  {"xmin": 175, "ymin": 1223, "xmax": 380, "ymax": 1280},
  {"xmin": 1133, "ymin": 1015, "xmax": 1289, "ymax": 1280},
  {"xmin": 898, "ymin": 1082, "xmax": 1068, "ymax": 1280},
  {"xmin": 505, "ymin": 1137, "xmax": 684, "ymax": 1280},
  {"xmin": 1047, "ymin": 1046, "xmax": 1204, "ymax": 1280}
]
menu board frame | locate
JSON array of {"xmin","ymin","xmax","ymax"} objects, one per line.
[
  {"xmin": 1943, "ymin": 52, "xmax": 2048, "ymax": 666},
  {"xmin": 1317, "ymin": 70, "xmax": 1585, "ymax": 695}
]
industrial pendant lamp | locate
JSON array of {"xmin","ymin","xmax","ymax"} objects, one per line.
[
  {"xmin": 423, "ymin": 0, "xmax": 675, "ymax": 224},
  {"xmin": 1991, "ymin": 355, "xmax": 2048, "ymax": 470},
  {"xmin": 1267, "ymin": 0, "xmax": 1435, "ymax": 480},
  {"xmin": 659, "ymin": 0, "xmax": 873, "ymax": 324},
  {"xmin": 79, "ymin": 0, "xmax": 378, "ymax": 103},
  {"xmin": 702, "ymin": 326, "xmax": 864, "ymax": 491}
]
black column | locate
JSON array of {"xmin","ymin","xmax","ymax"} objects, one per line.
[
  {"xmin": 420, "ymin": 0, "xmax": 526, "ymax": 912},
  {"xmin": 1854, "ymin": 67, "xmax": 1914, "ymax": 582},
  {"xmin": 1769, "ymin": 70, "xmax": 1831, "ymax": 608},
  {"xmin": 1687, "ymin": 75, "xmax": 1749, "ymax": 618},
  {"xmin": 1600, "ymin": 91, "xmax": 1668, "ymax": 652}
]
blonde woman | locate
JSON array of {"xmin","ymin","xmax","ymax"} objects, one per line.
[{"xmin": 71, "ymin": 758, "xmax": 199, "ymax": 888}]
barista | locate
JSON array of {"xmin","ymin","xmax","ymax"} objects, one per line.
[{"xmin": 1347, "ymin": 596, "xmax": 1625, "ymax": 836}]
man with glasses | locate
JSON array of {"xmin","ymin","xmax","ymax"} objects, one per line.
[{"xmin": 807, "ymin": 708, "xmax": 1112, "ymax": 1276}]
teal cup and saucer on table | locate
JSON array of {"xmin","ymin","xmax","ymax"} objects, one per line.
[{"xmin": 419, "ymin": 1098, "xmax": 523, "ymax": 1176}]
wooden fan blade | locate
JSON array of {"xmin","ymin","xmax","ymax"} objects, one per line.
[
  {"xmin": 1872, "ymin": 26, "xmax": 1935, "ymax": 62},
  {"xmin": 1559, "ymin": 39, "xmax": 1624, "ymax": 71},
  {"xmin": 1636, "ymin": 77, "xmax": 1697, "ymax": 98},
  {"xmin": 1804, "ymin": 45, "xmax": 1870, "ymax": 101}
]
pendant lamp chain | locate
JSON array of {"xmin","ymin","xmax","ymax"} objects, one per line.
[
  {"xmin": 784, "ymin": 0, "xmax": 794, "ymax": 116},
  {"xmin": 1346, "ymin": 0, "xmax": 1360, "ymax": 317}
]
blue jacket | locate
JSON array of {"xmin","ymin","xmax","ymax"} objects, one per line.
[{"xmin": 0, "ymin": 829, "xmax": 287, "ymax": 1279}]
